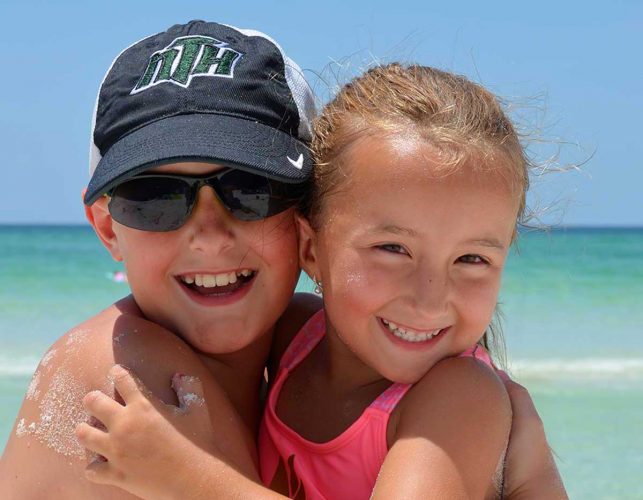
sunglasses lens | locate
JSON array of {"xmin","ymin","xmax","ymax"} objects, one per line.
[
  {"xmin": 216, "ymin": 170, "xmax": 301, "ymax": 221},
  {"xmin": 109, "ymin": 177, "xmax": 191, "ymax": 231}
]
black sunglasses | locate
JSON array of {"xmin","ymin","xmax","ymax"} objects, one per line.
[{"xmin": 107, "ymin": 168, "xmax": 304, "ymax": 232}]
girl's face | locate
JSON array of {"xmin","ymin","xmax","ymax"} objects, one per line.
[
  {"xmin": 301, "ymin": 133, "xmax": 519, "ymax": 384},
  {"xmin": 94, "ymin": 162, "xmax": 300, "ymax": 355}
]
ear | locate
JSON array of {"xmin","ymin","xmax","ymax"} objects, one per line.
[
  {"xmin": 83, "ymin": 188, "xmax": 123, "ymax": 262},
  {"xmin": 295, "ymin": 214, "xmax": 320, "ymax": 281}
]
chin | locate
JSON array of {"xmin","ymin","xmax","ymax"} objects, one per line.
[
  {"xmin": 387, "ymin": 372, "xmax": 425, "ymax": 385},
  {"xmin": 377, "ymin": 362, "xmax": 433, "ymax": 385},
  {"xmin": 189, "ymin": 324, "xmax": 264, "ymax": 355}
]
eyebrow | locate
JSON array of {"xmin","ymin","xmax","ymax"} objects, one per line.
[
  {"xmin": 465, "ymin": 238, "xmax": 506, "ymax": 250},
  {"xmin": 371, "ymin": 225, "xmax": 506, "ymax": 250},
  {"xmin": 373, "ymin": 224, "xmax": 418, "ymax": 237}
]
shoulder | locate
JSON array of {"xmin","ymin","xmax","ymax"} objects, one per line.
[
  {"xmin": 375, "ymin": 358, "xmax": 511, "ymax": 498},
  {"xmin": 398, "ymin": 356, "xmax": 511, "ymax": 433},
  {"xmin": 33, "ymin": 296, "xmax": 197, "ymax": 395},
  {"xmin": 267, "ymin": 293, "xmax": 322, "ymax": 378},
  {"xmin": 0, "ymin": 297, "xmax": 201, "ymax": 498}
]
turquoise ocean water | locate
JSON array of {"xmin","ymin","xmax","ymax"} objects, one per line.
[{"xmin": 1, "ymin": 225, "xmax": 642, "ymax": 498}]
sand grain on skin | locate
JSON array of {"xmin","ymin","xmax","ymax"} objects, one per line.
[
  {"xmin": 26, "ymin": 370, "xmax": 42, "ymax": 401},
  {"xmin": 113, "ymin": 332, "xmax": 127, "ymax": 345},
  {"xmin": 65, "ymin": 328, "xmax": 91, "ymax": 355},
  {"xmin": 15, "ymin": 418, "xmax": 27, "ymax": 437},
  {"xmin": 40, "ymin": 348, "xmax": 57, "ymax": 368},
  {"xmin": 182, "ymin": 392, "xmax": 205, "ymax": 407},
  {"xmin": 15, "ymin": 328, "xmax": 99, "ymax": 458},
  {"xmin": 32, "ymin": 368, "xmax": 90, "ymax": 457}
]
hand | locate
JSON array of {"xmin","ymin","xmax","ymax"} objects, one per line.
[
  {"xmin": 499, "ymin": 371, "xmax": 568, "ymax": 500},
  {"xmin": 76, "ymin": 365, "xmax": 221, "ymax": 500}
]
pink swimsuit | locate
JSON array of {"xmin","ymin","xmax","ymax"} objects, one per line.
[{"xmin": 258, "ymin": 310, "xmax": 493, "ymax": 500}]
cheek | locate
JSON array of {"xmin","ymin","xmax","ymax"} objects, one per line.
[
  {"xmin": 118, "ymin": 233, "xmax": 175, "ymax": 284},
  {"xmin": 457, "ymin": 275, "xmax": 502, "ymax": 325},
  {"xmin": 248, "ymin": 211, "xmax": 298, "ymax": 248},
  {"xmin": 324, "ymin": 250, "xmax": 391, "ymax": 314},
  {"xmin": 249, "ymin": 213, "xmax": 300, "ymax": 287},
  {"xmin": 261, "ymin": 216, "xmax": 299, "ymax": 267}
]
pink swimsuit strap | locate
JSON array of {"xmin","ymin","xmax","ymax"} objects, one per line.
[
  {"xmin": 278, "ymin": 311, "xmax": 413, "ymax": 416},
  {"xmin": 279, "ymin": 309, "xmax": 327, "ymax": 371}
]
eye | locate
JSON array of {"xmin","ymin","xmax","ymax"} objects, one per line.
[
  {"xmin": 457, "ymin": 254, "xmax": 489, "ymax": 265},
  {"xmin": 376, "ymin": 243, "xmax": 409, "ymax": 255}
]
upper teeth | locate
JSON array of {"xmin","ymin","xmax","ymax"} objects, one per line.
[
  {"xmin": 381, "ymin": 318, "xmax": 442, "ymax": 343},
  {"xmin": 181, "ymin": 270, "xmax": 253, "ymax": 288}
]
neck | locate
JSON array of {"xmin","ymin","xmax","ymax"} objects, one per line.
[
  {"xmin": 319, "ymin": 317, "xmax": 388, "ymax": 394},
  {"xmin": 197, "ymin": 327, "xmax": 273, "ymax": 434}
]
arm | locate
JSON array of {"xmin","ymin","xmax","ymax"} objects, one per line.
[
  {"xmin": 373, "ymin": 357, "xmax": 512, "ymax": 500},
  {"xmin": 76, "ymin": 293, "xmax": 323, "ymax": 500},
  {"xmin": 0, "ymin": 301, "xmax": 257, "ymax": 499},
  {"xmin": 78, "ymin": 365, "xmax": 287, "ymax": 500},
  {"xmin": 500, "ymin": 372, "xmax": 567, "ymax": 500}
]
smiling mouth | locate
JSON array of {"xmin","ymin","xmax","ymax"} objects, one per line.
[
  {"xmin": 177, "ymin": 269, "xmax": 256, "ymax": 295},
  {"xmin": 380, "ymin": 317, "xmax": 446, "ymax": 343}
]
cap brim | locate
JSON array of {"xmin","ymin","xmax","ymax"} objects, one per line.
[{"xmin": 85, "ymin": 113, "xmax": 311, "ymax": 205}]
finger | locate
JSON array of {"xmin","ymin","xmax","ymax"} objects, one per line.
[
  {"xmin": 496, "ymin": 369, "xmax": 512, "ymax": 383},
  {"xmin": 84, "ymin": 457, "xmax": 123, "ymax": 486},
  {"xmin": 76, "ymin": 421, "xmax": 111, "ymax": 458},
  {"xmin": 501, "ymin": 377, "xmax": 540, "ymax": 419},
  {"xmin": 82, "ymin": 390, "xmax": 123, "ymax": 428},
  {"xmin": 109, "ymin": 364, "xmax": 150, "ymax": 405},
  {"xmin": 171, "ymin": 373, "xmax": 206, "ymax": 412}
]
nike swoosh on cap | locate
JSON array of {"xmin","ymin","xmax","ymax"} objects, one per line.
[{"xmin": 287, "ymin": 154, "xmax": 303, "ymax": 170}]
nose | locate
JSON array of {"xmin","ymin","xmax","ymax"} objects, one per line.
[
  {"xmin": 408, "ymin": 264, "xmax": 450, "ymax": 318},
  {"xmin": 184, "ymin": 186, "xmax": 236, "ymax": 253}
]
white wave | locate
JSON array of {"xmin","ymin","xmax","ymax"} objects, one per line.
[
  {"xmin": 2, "ymin": 356, "xmax": 643, "ymax": 379},
  {"xmin": 0, "ymin": 357, "xmax": 39, "ymax": 377},
  {"xmin": 507, "ymin": 358, "xmax": 643, "ymax": 378}
]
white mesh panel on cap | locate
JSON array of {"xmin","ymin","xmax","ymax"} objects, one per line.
[
  {"xmin": 88, "ymin": 33, "xmax": 156, "ymax": 177},
  {"xmin": 222, "ymin": 25, "xmax": 316, "ymax": 141}
]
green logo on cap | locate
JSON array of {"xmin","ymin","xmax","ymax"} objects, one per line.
[{"xmin": 131, "ymin": 35, "xmax": 243, "ymax": 94}]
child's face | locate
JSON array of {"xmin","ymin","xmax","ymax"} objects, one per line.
[
  {"xmin": 302, "ymin": 133, "xmax": 519, "ymax": 383},
  {"xmin": 91, "ymin": 162, "xmax": 300, "ymax": 354}
]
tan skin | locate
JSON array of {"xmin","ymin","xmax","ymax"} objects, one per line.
[
  {"xmin": 73, "ymin": 138, "xmax": 564, "ymax": 499},
  {"xmin": 0, "ymin": 160, "xmax": 566, "ymax": 499}
]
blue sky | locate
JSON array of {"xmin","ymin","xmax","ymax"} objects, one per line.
[{"xmin": 1, "ymin": 0, "xmax": 641, "ymax": 225}]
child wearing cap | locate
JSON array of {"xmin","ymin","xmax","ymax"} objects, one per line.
[
  {"xmin": 0, "ymin": 20, "xmax": 320, "ymax": 498},
  {"xmin": 0, "ymin": 20, "xmax": 562, "ymax": 500}
]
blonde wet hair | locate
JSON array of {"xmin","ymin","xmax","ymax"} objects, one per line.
[{"xmin": 304, "ymin": 63, "xmax": 528, "ymax": 224}]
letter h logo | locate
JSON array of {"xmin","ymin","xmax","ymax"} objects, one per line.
[{"xmin": 131, "ymin": 36, "xmax": 243, "ymax": 94}]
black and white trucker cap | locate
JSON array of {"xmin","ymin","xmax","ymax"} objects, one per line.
[{"xmin": 84, "ymin": 20, "xmax": 316, "ymax": 205}]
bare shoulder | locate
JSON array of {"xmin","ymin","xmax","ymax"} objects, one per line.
[
  {"xmin": 268, "ymin": 293, "xmax": 322, "ymax": 378},
  {"xmin": 400, "ymin": 356, "xmax": 510, "ymax": 428},
  {"xmin": 0, "ymin": 296, "xmax": 210, "ymax": 499},
  {"xmin": 394, "ymin": 356, "xmax": 511, "ymax": 445},
  {"xmin": 375, "ymin": 357, "xmax": 511, "ymax": 499}
]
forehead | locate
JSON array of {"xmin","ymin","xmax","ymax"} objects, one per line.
[
  {"xmin": 147, "ymin": 161, "xmax": 226, "ymax": 175},
  {"xmin": 323, "ymin": 133, "xmax": 520, "ymax": 237},
  {"xmin": 339, "ymin": 132, "xmax": 518, "ymax": 194}
]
